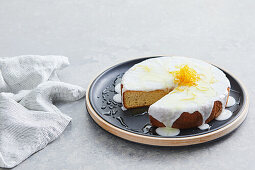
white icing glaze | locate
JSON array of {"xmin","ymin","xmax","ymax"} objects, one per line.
[
  {"xmin": 155, "ymin": 127, "xmax": 180, "ymax": 136},
  {"xmin": 198, "ymin": 124, "xmax": 210, "ymax": 130},
  {"xmin": 215, "ymin": 109, "xmax": 232, "ymax": 121},
  {"xmin": 113, "ymin": 83, "xmax": 122, "ymax": 103},
  {"xmin": 113, "ymin": 94, "xmax": 122, "ymax": 103},
  {"xmin": 226, "ymin": 96, "xmax": 236, "ymax": 107},
  {"xmin": 122, "ymin": 56, "xmax": 230, "ymax": 127},
  {"xmin": 115, "ymin": 83, "xmax": 121, "ymax": 94},
  {"xmin": 121, "ymin": 57, "xmax": 175, "ymax": 93},
  {"xmin": 121, "ymin": 106, "xmax": 127, "ymax": 111}
]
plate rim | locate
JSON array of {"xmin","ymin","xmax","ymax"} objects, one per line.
[{"xmin": 85, "ymin": 56, "xmax": 249, "ymax": 146}]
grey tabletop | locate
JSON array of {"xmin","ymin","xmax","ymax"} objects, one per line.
[{"xmin": 0, "ymin": 0, "xmax": 254, "ymax": 170}]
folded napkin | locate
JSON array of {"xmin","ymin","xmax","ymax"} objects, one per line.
[{"xmin": 0, "ymin": 55, "xmax": 85, "ymax": 168}]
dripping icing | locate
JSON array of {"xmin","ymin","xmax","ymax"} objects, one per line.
[
  {"xmin": 155, "ymin": 127, "xmax": 180, "ymax": 136},
  {"xmin": 215, "ymin": 109, "xmax": 232, "ymax": 121},
  {"xmin": 198, "ymin": 124, "xmax": 210, "ymax": 130},
  {"xmin": 113, "ymin": 94, "xmax": 121, "ymax": 103},
  {"xmin": 226, "ymin": 96, "xmax": 236, "ymax": 107},
  {"xmin": 121, "ymin": 106, "xmax": 127, "ymax": 111},
  {"xmin": 115, "ymin": 83, "xmax": 121, "ymax": 94}
]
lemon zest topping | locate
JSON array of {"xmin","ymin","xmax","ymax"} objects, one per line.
[
  {"xmin": 171, "ymin": 86, "xmax": 187, "ymax": 94},
  {"xmin": 196, "ymin": 86, "xmax": 209, "ymax": 91},
  {"xmin": 135, "ymin": 65, "xmax": 151, "ymax": 72},
  {"xmin": 181, "ymin": 92, "xmax": 197, "ymax": 101},
  {"xmin": 170, "ymin": 65, "xmax": 200, "ymax": 87},
  {"xmin": 210, "ymin": 77, "xmax": 217, "ymax": 84}
]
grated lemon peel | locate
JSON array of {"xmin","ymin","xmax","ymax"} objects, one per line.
[
  {"xmin": 134, "ymin": 65, "xmax": 151, "ymax": 72},
  {"xmin": 196, "ymin": 86, "xmax": 209, "ymax": 91},
  {"xmin": 170, "ymin": 65, "xmax": 200, "ymax": 87},
  {"xmin": 181, "ymin": 92, "xmax": 197, "ymax": 101}
]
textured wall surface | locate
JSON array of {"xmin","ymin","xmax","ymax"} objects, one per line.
[{"xmin": 0, "ymin": 0, "xmax": 254, "ymax": 169}]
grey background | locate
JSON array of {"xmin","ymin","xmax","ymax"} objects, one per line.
[{"xmin": 0, "ymin": 0, "xmax": 254, "ymax": 169}]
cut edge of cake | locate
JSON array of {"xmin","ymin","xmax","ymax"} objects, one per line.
[{"xmin": 121, "ymin": 84, "xmax": 173, "ymax": 109}]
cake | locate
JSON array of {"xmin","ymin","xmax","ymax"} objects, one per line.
[{"xmin": 121, "ymin": 57, "xmax": 230, "ymax": 129}]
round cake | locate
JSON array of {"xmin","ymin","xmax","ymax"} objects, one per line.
[{"xmin": 121, "ymin": 56, "xmax": 230, "ymax": 129}]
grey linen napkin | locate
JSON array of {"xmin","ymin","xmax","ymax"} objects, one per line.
[{"xmin": 0, "ymin": 55, "xmax": 85, "ymax": 168}]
